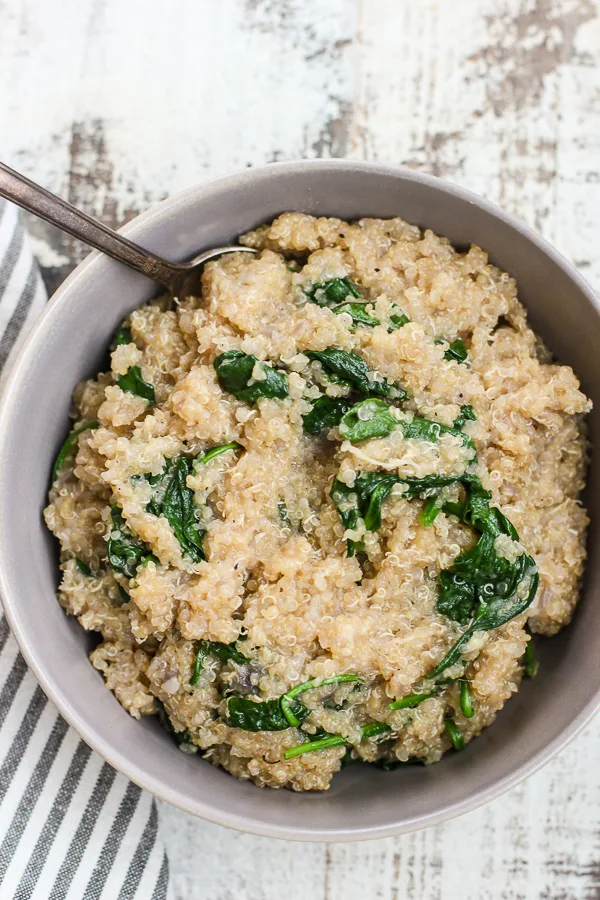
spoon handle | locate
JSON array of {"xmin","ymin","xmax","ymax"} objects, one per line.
[{"xmin": 0, "ymin": 161, "xmax": 180, "ymax": 289}]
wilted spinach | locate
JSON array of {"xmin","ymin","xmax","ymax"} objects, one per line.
[
  {"xmin": 437, "ymin": 338, "xmax": 468, "ymax": 363},
  {"xmin": 305, "ymin": 277, "xmax": 361, "ymax": 307},
  {"xmin": 331, "ymin": 300, "xmax": 410, "ymax": 333},
  {"xmin": 523, "ymin": 625, "xmax": 539, "ymax": 678},
  {"xmin": 227, "ymin": 674, "xmax": 361, "ymax": 732},
  {"xmin": 197, "ymin": 441, "xmax": 242, "ymax": 465},
  {"xmin": 107, "ymin": 506, "xmax": 157, "ymax": 578},
  {"xmin": 302, "ymin": 396, "xmax": 354, "ymax": 435},
  {"xmin": 75, "ymin": 557, "xmax": 92, "ymax": 576},
  {"xmin": 338, "ymin": 398, "xmax": 398, "ymax": 443},
  {"xmin": 335, "ymin": 400, "xmax": 475, "ymax": 450},
  {"xmin": 227, "ymin": 696, "xmax": 309, "ymax": 731},
  {"xmin": 146, "ymin": 456, "xmax": 205, "ymax": 563},
  {"xmin": 429, "ymin": 487, "xmax": 539, "ymax": 678},
  {"xmin": 453, "ymin": 405, "xmax": 476, "ymax": 430},
  {"xmin": 444, "ymin": 718, "xmax": 465, "ymax": 750},
  {"xmin": 118, "ymin": 366, "xmax": 155, "ymax": 404},
  {"xmin": 190, "ymin": 640, "xmax": 248, "ymax": 686},
  {"xmin": 305, "ymin": 349, "xmax": 405, "ymax": 400},
  {"xmin": 110, "ymin": 326, "xmax": 133, "ymax": 350},
  {"xmin": 332, "ymin": 302, "xmax": 379, "ymax": 327},
  {"xmin": 284, "ymin": 721, "xmax": 390, "ymax": 759},
  {"xmin": 214, "ymin": 350, "xmax": 288, "ymax": 403},
  {"xmin": 52, "ymin": 420, "xmax": 99, "ymax": 482},
  {"xmin": 460, "ymin": 679, "xmax": 474, "ymax": 718}
]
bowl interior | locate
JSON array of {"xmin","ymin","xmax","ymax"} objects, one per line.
[{"xmin": 1, "ymin": 161, "xmax": 599, "ymax": 840}]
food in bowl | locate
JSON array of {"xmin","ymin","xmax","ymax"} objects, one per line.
[{"xmin": 44, "ymin": 213, "xmax": 591, "ymax": 791}]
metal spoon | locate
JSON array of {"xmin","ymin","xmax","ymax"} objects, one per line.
[{"xmin": 0, "ymin": 161, "xmax": 257, "ymax": 298}]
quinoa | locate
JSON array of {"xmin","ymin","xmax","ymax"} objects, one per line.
[{"xmin": 44, "ymin": 213, "xmax": 591, "ymax": 791}]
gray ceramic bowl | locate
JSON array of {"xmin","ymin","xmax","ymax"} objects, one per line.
[{"xmin": 0, "ymin": 160, "xmax": 598, "ymax": 841}]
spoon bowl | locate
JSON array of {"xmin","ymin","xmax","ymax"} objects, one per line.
[{"xmin": 0, "ymin": 161, "xmax": 257, "ymax": 297}]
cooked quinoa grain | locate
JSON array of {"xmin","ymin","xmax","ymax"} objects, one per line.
[{"xmin": 44, "ymin": 213, "xmax": 591, "ymax": 791}]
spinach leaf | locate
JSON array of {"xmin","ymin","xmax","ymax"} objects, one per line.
[
  {"xmin": 388, "ymin": 691, "xmax": 436, "ymax": 710},
  {"xmin": 331, "ymin": 300, "xmax": 410, "ymax": 332},
  {"xmin": 190, "ymin": 640, "xmax": 248, "ymax": 686},
  {"xmin": 330, "ymin": 473, "xmax": 398, "ymax": 553},
  {"xmin": 453, "ymin": 405, "xmax": 476, "ymax": 430},
  {"xmin": 444, "ymin": 718, "xmax": 464, "ymax": 750},
  {"xmin": 430, "ymin": 561, "xmax": 538, "ymax": 680},
  {"xmin": 339, "ymin": 399, "xmax": 398, "ymax": 442},
  {"xmin": 389, "ymin": 308, "xmax": 410, "ymax": 331},
  {"xmin": 436, "ymin": 338, "xmax": 468, "ymax": 363},
  {"xmin": 401, "ymin": 416, "xmax": 475, "ymax": 452},
  {"xmin": 306, "ymin": 277, "xmax": 361, "ymax": 307},
  {"xmin": 214, "ymin": 350, "xmax": 288, "ymax": 403},
  {"xmin": 302, "ymin": 396, "xmax": 354, "ymax": 435},
  {"xmin": 331, "ymin": 472, "xmax": 480, "ymax": 554},
  {"xmin": 197, "ymin": 441, "xmax": 242, "ymax": 465},
  {"xmin": 110, "ymin": 326, "xmax": 133, "ymax": 350},
  {"xmin": 280, "ymin": 675, "xmax": 360, "ymax": 727},
  {"xmin": 146, "ymin": 456, "xmax": 205, "ymax": 563},
  {"xmin": 523, "ymin": 625, "xmax": 539, "ymax": 678},
  {"xmin": 332, "ymin": 302, "xmax": 380, "ymax": 327},
  {"xmin": 226, "ymin": 696, "xmax": 309, "ymax": 731},
  {"xmin": 107, "ymin": 506, "xmax": 157, "ymax": 579},
  {"xmin": 52, "ymin": 421, "xmax": 99, "ymax": 482},
  {"xmin": 305, "ymin": 349, "xmax": 404, "ymax": 399},
  {"xmin": 284, "ymin": 721, "xmax": 390, "ymax": 759},
  {"xmin": 118, "ymin": 366, "xmax": 155, "ymax": 404},
  {"xmin": 75, "ymin": 558, "xmax": 92, "ymax": 576},
  {"xmin": 460, "ymin": 679, "xmax": 474, "ymax": 718},
  {"xmin": 419, "ymin": 497, "xmax": 442, "ymax": 527},
  {"xmin": 436, "ymin": 480, "xmax": 523, "ymax": 626}
]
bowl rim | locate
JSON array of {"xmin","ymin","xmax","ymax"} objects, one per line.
[{"xmin": 1, "ymin": 158, "xmax": 599, "ymax": 841}]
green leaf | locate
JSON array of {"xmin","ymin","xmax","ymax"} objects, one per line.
[
  {"xmin": 75, "ymin": 557, "xmax": 92, "ymax": 576},
  {"xmin": 302, "ymin": 396, "xmax": 354, "ymax": 435},
  {"xmin": 388, "ymin": 308, "xmax": 410, "ymax": 331},
  {"xmin": 214, "ymin": 350, "xmax": 288, "ymax": 403},
  {"xmin": 338, "ymin": 399, "xmax": 398, "ymax": 443},
  {"xmin": 190, "ymin": 640, "xmax": 248, "ymax": 686},
  {"xmin": 306, "ymin": 277, "xmax": 361, "ymax": 307},
  {"xmin": 110, "ymin": 326, "xmax": 133, "ymax": 350},
  {"xmin": 305, "ymin": 349, "xmax": 404, "ymax": 399},
  {"xmin": 284, "ymin": 721, "xmax": 391, "ymax": 759},
  {"xmin": 460, "ymin": 679, "xmax": 474, "ymax": 718},
  {"xmin": 332, "ymin": 302, "xmax": 380, "ymax": 327},
  {"xmin": 523, "ymin": 626, "xmax": 539, "ymax": 678},
  {"xmin": 107, "ymin": 506, "xmax": 157, "ymax": 579},
  {"xmin": 280, "ymin": 675, "xmax": 360, "ymax": 727},
  {"xmin": 226, "ymin": 696, "xmax": 309, "ymax": 731},
  {"xmin": 118, "ymin": 366, "xmax": 155, "ymax": 404},
  {"xmin": 401, "ymin": 416, "xmax": 475, "ymax": 452},
  {"xmin": 52, "ymin": 421, "xmax": 99, "ymax": 482},
  {"xmin": 146, "ymin": 456, "xmax": 205, "ymax": 563},
  {"xmin": 444, "ymin": 718, "xmax": 464, "ymax": 750},
  {"xmin": 453, "ymin": 405, "xmax": 476, "ymax": 430},
  {"xmin": 419, "ymin": 497, "xmax": 442, "ymax": 527},
  {"xmin": 388, "ymin": 691, "xmax": 436, "ymax": 710},
  {"xmin": 436, "ymin": 338, "xmax": 468, "ymax": 363},
  {"xmin": 196, "ymin": 442, "xmax": 243, "ymax": 465}
]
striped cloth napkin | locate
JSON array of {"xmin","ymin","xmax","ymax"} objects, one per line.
[{"xmin": 0, "ymin": 199, "xmax": 173, "ymax": 900}]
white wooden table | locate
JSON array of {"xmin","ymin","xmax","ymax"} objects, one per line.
[{"xmin": 2, "ymin": 0, "xmax": 600, "ymax": 896}]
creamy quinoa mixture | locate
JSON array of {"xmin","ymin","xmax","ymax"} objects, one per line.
[{"xmin": 44, "ymin": 213, "xmax": 591, "ymax": 791}]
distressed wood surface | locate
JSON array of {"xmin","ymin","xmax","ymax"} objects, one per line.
[{"xmin": 2, "ymin": 0, "xmax": 600, "ymax": 897}]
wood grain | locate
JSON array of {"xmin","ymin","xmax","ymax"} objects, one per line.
[{"xmin": 1, "ymin": 0, "xmax": 600, "ymax": 896}]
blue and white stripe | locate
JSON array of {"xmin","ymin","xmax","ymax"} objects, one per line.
[{"xmin": 0, "ymin": 200, "xmax": 173, "ymax": 900}]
